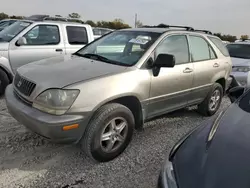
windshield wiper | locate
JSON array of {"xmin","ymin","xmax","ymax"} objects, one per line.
[{"xmin": 74, "ymin": 53, "xmax": 127, "ymax": 66}]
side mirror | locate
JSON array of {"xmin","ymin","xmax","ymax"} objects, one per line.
[
  {"xmin": 16, "ymin": 37, "xmax": 27, "ymax": 46},
  {"xmin": 228, "ymin": 86, "xmax": 245, "ymax": 103},
  {"xmin": 154, "ymin": 53, "xmax": 175, "ymax": 68}
]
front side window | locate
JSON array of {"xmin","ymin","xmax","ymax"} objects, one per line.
[
  {"xmin": 23, "ymin": 25, "xmax": 60, "ymax": 45},
  {"xmin": 66, "ymin": 26, "xmax": 88, "ymax": 45},
  {"xmin": 226, "ymin": 44, "xmax": 250, "ymax": 59},
  {"xmin": 75, "ymin": 31, "xmax": 161, "ymax": 66},
  {"xmin": 155, "ymin": 35, "xmax": 189, "ymax": 65},
  {"xmin": 189, "ymin": 36, "xmax": 211, "ymax": 61},
  {"xmin": 0, "ymin": 21, "xmax": 31, "ymax": 42}
]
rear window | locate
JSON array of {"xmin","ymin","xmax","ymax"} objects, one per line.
[
  {"xmin": 208, "ymin": 36, "xmax": 230, "ymax": 56},
  {"xmin": 66, "ymin": 26, "xmax": 88, "ymax": 45},
  {"xmin": 226, "ymin": 43, "xmax": 250, "ymax": 59}
]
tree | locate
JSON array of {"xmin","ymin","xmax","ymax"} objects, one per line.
[
  {"xmin": 213, "ymin": 33, "xmax": 237, "ymax": 42},
  {"xmin": 68, "ymin": 13, "xmax": 81, "ymax": 19},
  {"xmin": 85, "ymin": 20, "xmax": 96, "ymax": 27},
  {"xmin": 240, "ymin": 35, "xmax": 249, "ymax": 40},
  {"xmin": 135, "ymin": 20, "xmax": 143, "ymax": 28},
  {"xmin": 0, "ymin": 12, "xmax": 9, "ymax": 20}
]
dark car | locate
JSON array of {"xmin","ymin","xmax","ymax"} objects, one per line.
[{"xmin": 158, "ymin": 77, "xmax": 250, "ymax": 188}]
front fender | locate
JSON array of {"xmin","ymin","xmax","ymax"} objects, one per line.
[{"xmin": 66, "ymin": 69, "xmax": 151, "ymax": 113}]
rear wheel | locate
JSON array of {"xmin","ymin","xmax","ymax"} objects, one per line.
[
  {"xmin": 0, "ymin": 69, "xmax": 9, "ymax": 96},
  {"xmin": 197, "ymin": 83, "xmax": 223, "ymax": 116},
  {"xmin": 81, "ymin": 103, "xmax": 135, "ymax": 162}
]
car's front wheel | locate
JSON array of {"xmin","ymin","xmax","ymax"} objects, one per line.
[
  {"xmin": 81, "ymin": 103, "xmax": 135, "ymax": 162},
  {"xmin": 0, "ymin": 69, "xmax": 9, "ymax": 96}
]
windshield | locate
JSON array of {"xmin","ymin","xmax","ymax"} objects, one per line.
[
  {"xmin": 0, "ymin": 21, "xmax": 31, "ymax": 42},
  {"xmin": 75, "ymin": 30, "xmax": 161, "ymax": 66},
  {"xmin": 226, "ymin": 43, "xmax": 250, "ymax": 59}
]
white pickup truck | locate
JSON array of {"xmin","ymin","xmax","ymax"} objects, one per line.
[{"xmin": 0, "ymin": 19, "xmax": 95, "ymax": 95}]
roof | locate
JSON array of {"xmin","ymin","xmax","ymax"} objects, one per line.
[
  {"xmin": 120, "ymin": 24, "xmax": 214, "ymax": 36},
  {"xmin": 120, "ymin": 27, "xmax": 172, "ymax": 33},
  {"xmin": 119, "ymin": 27, "xmax": 215, "ymax": 37},
  {"xmin": 14, "ymin": 19, "xmax": 91, "ymax": 26}
]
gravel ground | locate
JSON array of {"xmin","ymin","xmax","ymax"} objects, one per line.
[{"xmin": 0, "ymin": 97, "xmax": 231, "ymax": 188}]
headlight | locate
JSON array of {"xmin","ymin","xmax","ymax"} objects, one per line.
[
  {"xmin": 32, "ymin": 89, "xmax": 79, "ymax": 115},
  {"xmin": 233, "ymin": 66, "xmax": 250, "ymax": 72},
  {"xmin": 161, "ymin": 160, "xmax": 178, "ymax": 188}
]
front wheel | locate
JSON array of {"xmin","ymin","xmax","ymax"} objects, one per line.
[
  {"xmin": 197, "ymin": 83, "xmax": 223, "ymax": 116},
  {"xmin": 81, "ymin": 103, "xmax": 135, "ymax": 162},
  {"xmin": 0, "ymin": 69, "xmax": 9, "ymax": 96}
]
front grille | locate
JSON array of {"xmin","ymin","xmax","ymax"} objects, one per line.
[
  {"xmin": 14, "ymin": 73, "xmax": 36, "ymax": 96},
  {"xmin": 14, "ymin": 90, "xmax": 33, "ymax": 106}
]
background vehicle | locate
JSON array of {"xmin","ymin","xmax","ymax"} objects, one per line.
[
  {"xmin": 93, "ymin": 27, "xmax": 113, "ymax": 40},
  {"xmin": 5, "ymin": 24, "xmax": 231, "ymax": 162},
  {"xmin": 158, "ymin": 81, "xmax": 250, "ymax": 188},
  {"xmin": 0, "ymin": 19, "xmax": 18, "ymax": 32},
  {"xmin": 226, "ymin": 41, "xmax": 250, "ymax": 86},
  {"xmin": 222, "ymin": 40, "xmax": 230, "ymax": 45},
  {"xmin": 0, "ymin": 17, "xmax": 94, "ymax": 95}
]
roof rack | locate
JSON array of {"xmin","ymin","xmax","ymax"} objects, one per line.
[
  {"xmin": 193, "ymin": 29, "xmax": 213, "ymax": 35},
  {"xmin": 141, "ymin": 24, "xmax": 194, "ymax": 31},
  {"xmin": 26, "ymin": 15, "xmax": 84, "ymax": 23}
]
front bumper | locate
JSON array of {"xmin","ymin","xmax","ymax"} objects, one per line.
[{"xmin": 5, "ymin": 85, "xmax": 92, "ymax": 144}]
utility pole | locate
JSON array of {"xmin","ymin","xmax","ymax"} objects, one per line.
[{"xmin": 135, "ymin": 13, "xmax": 137, "ymax": 28}]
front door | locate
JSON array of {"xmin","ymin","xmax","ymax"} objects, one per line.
[
  {"xmin": 9, "ymin": 24, "xmax": 65, "ymax": 73},
  {"xmin": 148, "ymin": 34, "xmax": 194, "ymax": 118}
]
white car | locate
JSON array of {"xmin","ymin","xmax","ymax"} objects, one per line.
[{"xmin": 93, "ymin": 27, "xmax": 113, "ymax": 40}]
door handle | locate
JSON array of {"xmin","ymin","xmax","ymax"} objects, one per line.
[
  {"xmin": 55, "ymin": 49, "xmax": 63, "ymax": 52},
  {"xmin": 183, "ymin": 68, "xmax": 193, "ymax": 73},
  {"xmin": 213, "ymin": 63, "xmax": 219, "ymax": 68}
]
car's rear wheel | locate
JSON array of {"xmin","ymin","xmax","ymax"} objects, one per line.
[
  {"xmin": 81, "ymin": 103, "xmax": 135, "ymax": 162},
  {"xmin": 197, "ymin": 83, "xmax": 223, "ymax": 116},
  {"xmin": 0, "ymin": 69, "xmax": 9, "ymax": 96}
]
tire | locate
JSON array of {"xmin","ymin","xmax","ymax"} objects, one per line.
[
  {"xmin": 0, "ymin": 69, "xmax": 9, "ymax": 96},
  {"xmin": 81, "ymin": 103, "xmax": 135, "ymax": 162},
  {"xmin": 197, "ymin": 83, "xmax": 223, "ymax": 116}
]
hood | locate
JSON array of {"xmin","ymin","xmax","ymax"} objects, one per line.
[
  {"xmin": 231, "ymin": 57, "xmax": 250, "ymax": 67},
  {"xmin": 0, "ymin": 42, "xmax": 9, "ymax": 51},
  {"xmin": 173, "ymin": 104, "xmax": 250, "ymax": 188},
  {"xmin": 17, "ymin": 54, "xmax": 128, "ymax": 90}
]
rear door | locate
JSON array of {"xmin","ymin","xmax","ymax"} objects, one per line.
[
  {"xmin": 9, "ymin": 23, "xmax": 64, "ymax": 73},
  {"xmin": 187, "ymin": 34, "xmax": 220, "ymax": 104},
  {"xmin": 63, "ymin": 25, "xmax": 89, "ymax": 54}
]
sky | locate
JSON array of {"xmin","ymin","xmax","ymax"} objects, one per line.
[{"xmin": 1, "ymin": 0, "xmax": 249, "ymax": 37}]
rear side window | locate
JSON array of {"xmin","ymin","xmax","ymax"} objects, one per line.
[
  {"xmin": 189, "ymin": 36, "xmax": 216, "ymax": 61},
  {"xmin": 66, "ymin": 26, "xmax": 88, "ymax": 45},
  {"xmin": 208, "ymin": 36, "xmax": 230, "ymax": 56}
]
